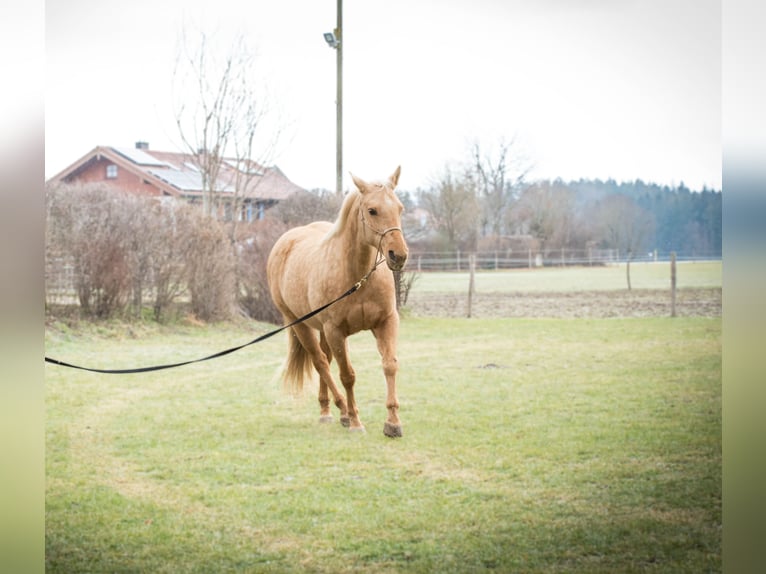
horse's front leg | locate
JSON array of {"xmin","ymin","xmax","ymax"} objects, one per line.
[{"xmin": 373, "ymin": 315, "xmax": 403, "ymax": 438}]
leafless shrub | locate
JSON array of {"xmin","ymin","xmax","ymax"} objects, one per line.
[
  {"xmin": 270, "ymin": 189, "xmax": 342, "ymax": 227},
  {"xmin": 182, "ymin": 209, "xmax": 236, "ymax": 321},
  {"xmin": 235, "ymin": 219, "xmax": 285, "ymax": 323},
  {"xmin": 232, "ymin": 192, "xmax": 341, "ymax": 324},
  {"xmin": 46, "ymin": 183, "xmax": 139, "ymax": 318},
  {"xmin": 46, "ymin": 184, "xmax": 240, "ymax": 322},
  {"xmin": 394, "ymin": 268, "xmax": 419, "ymax": 310},
  {"xmin": 144, "ymin": 202, "xmax": 194, "ymax": 321}
]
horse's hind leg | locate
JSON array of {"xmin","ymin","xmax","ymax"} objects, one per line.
[
  {"xmin": 291, "ymin": 323, "xmax": 348, "ymax": 424},
  {"xmin": 324, "ymin": 326, "xmax": 364, "ymax": 432},
  {"xmin": 318, "ymin": 332, "xmax": 337, "ymax": 424}
]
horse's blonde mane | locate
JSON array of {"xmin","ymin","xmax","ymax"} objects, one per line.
[
  {"xmin": 324, "ymin": 189, "xmax": 361, "ymax": 242},
  {"xmin": 323, "ymin": 178, "xmax": 396, "ymax": 244}
]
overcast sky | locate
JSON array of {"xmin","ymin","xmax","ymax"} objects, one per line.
[{"xmin": 45, "ymin": 0, "xmax": 721, "ymax": 192}]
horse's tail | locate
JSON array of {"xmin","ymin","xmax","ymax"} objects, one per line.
[{"xmin": 283, "ymin": 328, "xmax": 314, "ymax": 395}]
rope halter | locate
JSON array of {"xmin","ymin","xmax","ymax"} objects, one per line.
[{"xmin": 359, "ymin": 207, "xmax": 406, "ymax": 271}]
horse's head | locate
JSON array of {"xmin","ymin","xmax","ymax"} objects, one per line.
[{"xmin": 351, "ymin": 166, "xmax": 409, "ymax": 272}]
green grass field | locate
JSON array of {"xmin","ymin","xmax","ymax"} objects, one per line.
[
  {"xmin": 45, "ymin": 313, "xmax": 721, "ymax": 572},
  {"xmin": 411, "ymin": 260, "xmax": 722, "ymax": 293}
]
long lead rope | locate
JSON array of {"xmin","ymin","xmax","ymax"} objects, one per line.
[
  {"xmin": 45, "ymin": 207, "xmax": 401, "ymax": 375},
  {"xmin": 44, "ymin": 262, "xmax": 384, "ymax": 375}
]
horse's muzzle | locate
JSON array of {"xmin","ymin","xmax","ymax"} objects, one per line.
[{"xmin": 387, "ymin": 250, "xmax": 408, "ymax": 272}]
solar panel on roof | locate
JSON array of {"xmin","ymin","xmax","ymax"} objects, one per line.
[
  {"xmin": 147, "ymin": 168, "xmax": 236, "ymax": 193},
  {"xmin": 148, "ymin": 168, "xmax": 204, "ymax": 191},
  {"xmin": 111, "ymin": 147, "xmax": 173, "ymax": 167}
]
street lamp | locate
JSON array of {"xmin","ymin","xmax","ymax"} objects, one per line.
[
  {"xmin": 323, "ymin": 32, "xmax": 339, "ymax": 49},
  {"xmin": 324, "ymin": 0, "xmax": 342, "ymax": 196}
]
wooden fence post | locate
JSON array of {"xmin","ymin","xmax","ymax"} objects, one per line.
[
  {"xmin": 467, "ymin": 253, "xmax": 476, "ymax": 318},
  {"xmin": 670, "ymin": 251, "xmax": 677, "ymax": 317}
]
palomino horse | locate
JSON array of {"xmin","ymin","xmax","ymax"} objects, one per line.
[{"xmin": 267, "ymin": 166, "xmax": 409, "ymax": 437}]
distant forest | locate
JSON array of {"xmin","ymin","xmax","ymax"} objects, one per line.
[
  {"xmin": 411, "ymin": 169, "xmax": 722, "ymax": 260},
  {"xmin": 566, "ymin": 179, "xmax": 722, "ymax": 258}
]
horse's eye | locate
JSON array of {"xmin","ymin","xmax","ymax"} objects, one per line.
[{"xmin": 368, "ymin": 208, "xmax": 378, "ymax": 217}]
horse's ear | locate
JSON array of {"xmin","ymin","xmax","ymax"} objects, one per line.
[
  {"xmin": 388, "ymin": 166, "xmax": 401, "ymax": 187},
  {"xmin": 350, "ymin": 172, "xmax": 369, "ymax": 194}
]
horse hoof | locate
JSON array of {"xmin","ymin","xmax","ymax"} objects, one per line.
[
  {"xmin": 349, "ymin": 426, "xmax": 366, "ymax": 434},
  {"xmin": 340, "ymin": 416, "xmax": 351, "ymax": 428},
  {"xmin": 383, "ymin": 422, "xmax": 403, "ymax": 438},
  {"xmin": 319, "ymin": 415, "xmax": 334, "ymax": 424}
]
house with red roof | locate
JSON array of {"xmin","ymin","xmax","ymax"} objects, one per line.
[{"xmin": 47, "ymin": 141, "xmax": 305, "ymax": 221}]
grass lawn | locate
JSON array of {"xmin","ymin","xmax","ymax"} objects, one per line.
[
  {"xmin": 45, "ymin": 315, "xmax": 721, "ymax": 572},
  {"xmin": 412, "ymin": 260, "xmax": 722, "ymax": 294}
]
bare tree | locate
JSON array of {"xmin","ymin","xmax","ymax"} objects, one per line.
[
  {"xmin": 225, "ymin": 81, "xmax": 285, "ymax": 239},
  {"xmin": 173, "ymin": 28, "xmax": 279, "ymax": 223},
  {"xmin": 469, "ymin": 137, "xmax": 531, "ymax": 240},
  {"xmin": 510, "ymin": 182, "xmax": 572, "ymax": 255},
  {"xmin": 173, "ymin": 25, "xmax": 286, "ymax": 324},
  {"xmin": 596, "ymin": 194, "xmax": 655, "ymax": 289},
  {"xmin": 512, "ymin": 180, "xmax": 580, "ymax": 254},
  {"xmin": 418, "ymin": 165, "xmax": 479, "ymax": 250}
]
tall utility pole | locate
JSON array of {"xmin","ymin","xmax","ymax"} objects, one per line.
[
  {"xmin": 335, "ymin": 0, "xmax": 343, "ymax": 196},
  {"xmin": 324, "ymin": 0, "xmax": 343, "ymax": 196}
]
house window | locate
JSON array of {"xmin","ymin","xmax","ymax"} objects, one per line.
[{"xmin": 106, "ymin": 164, "xmax": 118, "ymax": 179}]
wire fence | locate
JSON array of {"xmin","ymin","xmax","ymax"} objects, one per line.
[
  {"xmin": 407, "ymin": 248, "xmax": 722, "ymax": 272},
  {"xmin": 45, "ymin": 255, "xmax": 78, "ymax": 305},
  {"xmin": 45, "ymin": 249, "xmax": 723, "ymax": 308}
]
